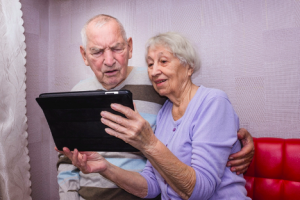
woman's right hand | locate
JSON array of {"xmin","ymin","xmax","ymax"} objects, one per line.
[{"xmin": 55, "ymin": 147, "xmax": 109, "ymax": 174}]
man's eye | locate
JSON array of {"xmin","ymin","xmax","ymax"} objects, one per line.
[
  {"xmin": 93, "ymin": 51, "xmax": 103, "ymax": 55},
  {"xmin": 161, "ymin": 60, "xmax": 167, "ymax": 64},
  {"xmin": 113, "ymin": 48, "xmax": 123, "ymax": 53},
  {"xmin": 148, "ymin": 63, "xmax": 153, "ymax": 67}
]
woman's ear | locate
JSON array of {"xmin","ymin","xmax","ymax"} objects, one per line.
[{"xmin": 187, "ymin": 65, "xmax": 194, "ymax": 77}]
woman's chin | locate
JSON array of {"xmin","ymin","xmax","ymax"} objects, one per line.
[{"xmin": 156, "ymin": 90, "xmax": 168, "ymax": 97}]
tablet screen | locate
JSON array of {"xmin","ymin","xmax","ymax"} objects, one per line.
[{"xmin": 36, "ymin": 90, "xmax": 138, "ymax": 152}]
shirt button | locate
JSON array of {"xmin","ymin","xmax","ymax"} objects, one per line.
[{"xmin": 173, "ymin": 128, "xmax": 176, "ymax": 131}]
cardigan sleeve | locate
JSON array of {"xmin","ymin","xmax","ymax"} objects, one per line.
[{"xmin": 188, "ymin": 91, "xmax": 240, "ymax": 200}]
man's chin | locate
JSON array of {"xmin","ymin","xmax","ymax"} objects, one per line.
[{"xmin": 103, "ymin": 77, "xmax": 125, "ymax": 89}]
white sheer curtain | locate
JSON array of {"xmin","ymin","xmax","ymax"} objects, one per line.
[{"xmin": 0, "ymin": 0, "xmax": 31, "ymax": 199}]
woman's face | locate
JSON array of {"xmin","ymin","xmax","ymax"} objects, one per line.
[{"xmin": 146, "ymin": 45, "xmax": 193, "ymax": 97}]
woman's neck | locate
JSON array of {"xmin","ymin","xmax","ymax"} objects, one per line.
[{"xmin": 168, "ymin": 80, "xmax": 198, "ymax": 121}]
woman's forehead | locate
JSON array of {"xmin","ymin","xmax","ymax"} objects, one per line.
[{"xmin": 147, "ymin": 45, "xmax": 172, "ymax": 55}]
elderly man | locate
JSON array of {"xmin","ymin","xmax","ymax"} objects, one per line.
[{"xmin": 57, "ymin": 14, "xmax": 254, "ymax": 200}]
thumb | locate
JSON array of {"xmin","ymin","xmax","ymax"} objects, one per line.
[{"xmin": 133, "ymin": 102, "xmax": 138, "ymax": 113}]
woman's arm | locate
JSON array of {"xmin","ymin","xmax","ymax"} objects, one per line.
[
  {"xmin": 144, "ymin": 140, "xmax": 196, "ymax": 200},
  {"xmin": 101, "ymin": 103, "xmax": 196, "ymax": 200}
]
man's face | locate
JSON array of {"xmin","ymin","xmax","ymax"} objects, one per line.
[{"xmin": 80, "ymin": 20, "xmax": 132, "ymax": 90}]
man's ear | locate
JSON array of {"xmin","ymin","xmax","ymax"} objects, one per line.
[
  {"xmin": 80, "ymin": 46, "xmax": 89, "ymax": 66},
  {"xmin": 127, "ymin": 37, "xmax": 133, "ymax": 59}
]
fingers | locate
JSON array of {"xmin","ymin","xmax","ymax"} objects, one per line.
[
  {"xmin": 229, "ymin": 144, "xmax": 254, "ymax": 160},
  {"xmin": 133, "ymin": 102, "xmax": 139, "ymax": 113},
  {"xmin": 230, "ymin": 163, "xmax": 250, "ymax": 175},
  {"xmin": 101, "ymin": 115, "xmax": 129, "ymax": 135},
  {"xmin": 227, "ymin": 154, "xmax": 252, "ymax": 167},
  {"xmin": 227, "ymin": 134, "xmax": 255, "ymax": 175},
  {"xmin": 110, "ymin": 103, "xmax": 136, "ymax": 119},
  {"xmin": 237, "ymin": 128, "xmax": 253, "ymax": 148},
  {"xmin": 227, "ymin": 153, "xmax": 252, "ymax": 174},
  {"xmin": 55, "ymin": 146, "xmax": 63, "ymax": 154},
  {"xmin": 101, "ymin": 108, "xmax": 130, "ymax": 125},
  {"xmin": 72, "ymin": 149, "xmax": 79, "ymax": 166},
  {"xmin": 104, "ymin": 127, "xmax": 128, "ymax": 143},
  {"xmin": 237, "ymin": 128, "xmax": 248, "ymax": 140},
  {"xmin": 69, "ymin": 149, "xmax": 88, "ymax": 172},
  {"xmin": 62, "ymin": 147, "xmax": 73, "ymax": 160}
]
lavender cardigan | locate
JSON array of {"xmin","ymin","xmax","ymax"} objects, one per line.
[{"xmin": 140, "ymin": 86, "xmax": 250, "ymax": 200}]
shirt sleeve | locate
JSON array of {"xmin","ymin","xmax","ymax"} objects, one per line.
[
  {"xmin": 57, "ymin": 156, "xmax": 80, "ymax": 200},
  {"xmin": 139, "ymin": 160, "xmax": 161, "ymax": 198},
  {"xmin": 188, "ymin": 92, "xmax": 240, "ymax": 200}
]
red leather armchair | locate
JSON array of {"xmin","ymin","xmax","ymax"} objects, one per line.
[{"xmin": 244, "ymin": 137, "xmax": 300, "ymax": 200}]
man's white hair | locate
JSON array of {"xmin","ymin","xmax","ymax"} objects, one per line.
[
  {"xmin": 81, "ymin": 14, "xmax": 127, "ymax": 49},
  {"xmin": 145, "ymin": 32, "xmax": 200, "ymax": 74}
]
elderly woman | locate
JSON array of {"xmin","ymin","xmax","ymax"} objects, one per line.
[{"xmin": 62, "ymin": 32, "xmax": 250, "ymax": 200}]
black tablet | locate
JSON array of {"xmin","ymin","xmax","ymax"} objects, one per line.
[{"xmin": 36, "ymin": 90, "xmax": 138, "ymax": 152}]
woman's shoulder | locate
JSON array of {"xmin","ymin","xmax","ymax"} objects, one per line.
[
  {"xmin": 198, "ymin": 86, "xmax": 230, "ymax": 103},
  {"xmin": 156, "ymin": 98, "xmax": 172, "ymax": 121}
]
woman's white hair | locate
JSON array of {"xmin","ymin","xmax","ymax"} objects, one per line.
[
  {"xmin": 145, "ymin": 32, "xmax": 200, "ymax": 73},
  {"xmin": 81, "ymin": 14, "xmax": 127, "ymax": 49}
]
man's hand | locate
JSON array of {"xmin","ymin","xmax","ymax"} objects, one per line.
[
  {"xmin": 227, "ymin": 128, "xmax": 255, "ymax": 175},
  {"xmin": 55, "ymin": 147, "xmax": 108, "ymax": 174}
]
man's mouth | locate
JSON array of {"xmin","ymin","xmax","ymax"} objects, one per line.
[{"xmin": 105, "ymin": 70, "xmax": 118, "ymax": 76}]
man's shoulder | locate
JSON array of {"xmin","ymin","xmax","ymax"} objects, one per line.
[
  {"xmin": 71, "ymin": 76, "xmax": 103, "ymax": 91},
  {"xmin": 125, "ymin": 66, "xmax": 151, "ymax": 85}
]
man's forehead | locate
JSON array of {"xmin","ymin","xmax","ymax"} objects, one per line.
[
  {"xmin": 86, "ymin": 23, "xmax": 126, "ymax": 48},
  {"xmin": 89, "ymin": 42, "xmax": 125, "ymax": 51},
  {"xmin": 87, "ymin": 20, "xmax": 122, "ymax": 37}
]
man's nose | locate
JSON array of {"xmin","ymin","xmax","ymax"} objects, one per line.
[{"xmin": 103, "ymin": 49, "xmax": 116, "ymax": 67}]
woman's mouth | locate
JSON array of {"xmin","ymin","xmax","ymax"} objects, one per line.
[{"xmin": 155, "ymin": 79, "xmax": 167, "ymax": 86}]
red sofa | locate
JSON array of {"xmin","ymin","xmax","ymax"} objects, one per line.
[{"xmin": 244, "ymin": 137, "xmax": 300, "ymax": 200}]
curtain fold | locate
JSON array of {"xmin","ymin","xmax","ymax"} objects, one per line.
[{"xmin": 0, "ymin": 0, "xmax": 31, "ymax": 199}]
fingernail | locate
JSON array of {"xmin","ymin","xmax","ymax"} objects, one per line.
[
  {"xmin": 229, "ymin": 157, "xmax": 233, "ymax": 160},
  {"xmin": 227, "ymin": 163, "xmax": 231, "ymax": 167},
  {"xmin": 232, "ymin": 168, "xmax": 236, "ymax": 172},
  {"xmin": 101, "ymin": 111, "xmax": 106, "ymax": 117},
  {"xmin": 111, "ymin": 103, "xmax": 118, "ymax": 108}
]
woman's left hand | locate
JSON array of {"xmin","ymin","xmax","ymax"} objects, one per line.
[{"xmin": 100, "ymin": 103, "xmax": 158, "ymax": 153}]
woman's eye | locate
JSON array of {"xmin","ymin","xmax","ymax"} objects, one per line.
[
  {"xmin": 148, "ymin": 63, "xmax": 153, "ymax": 67},
  {"xmin": 161, "ymin": 60, "xmax": 167, "ymax": 64}
]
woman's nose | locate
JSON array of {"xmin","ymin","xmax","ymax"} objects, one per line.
[
  {"xmin": 151, "ymin": 64, "xmax": 161, "ymax": 77},
  {"xmin": 103, "ymin": 50, "xmax": 116, "ymax": 67}
]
